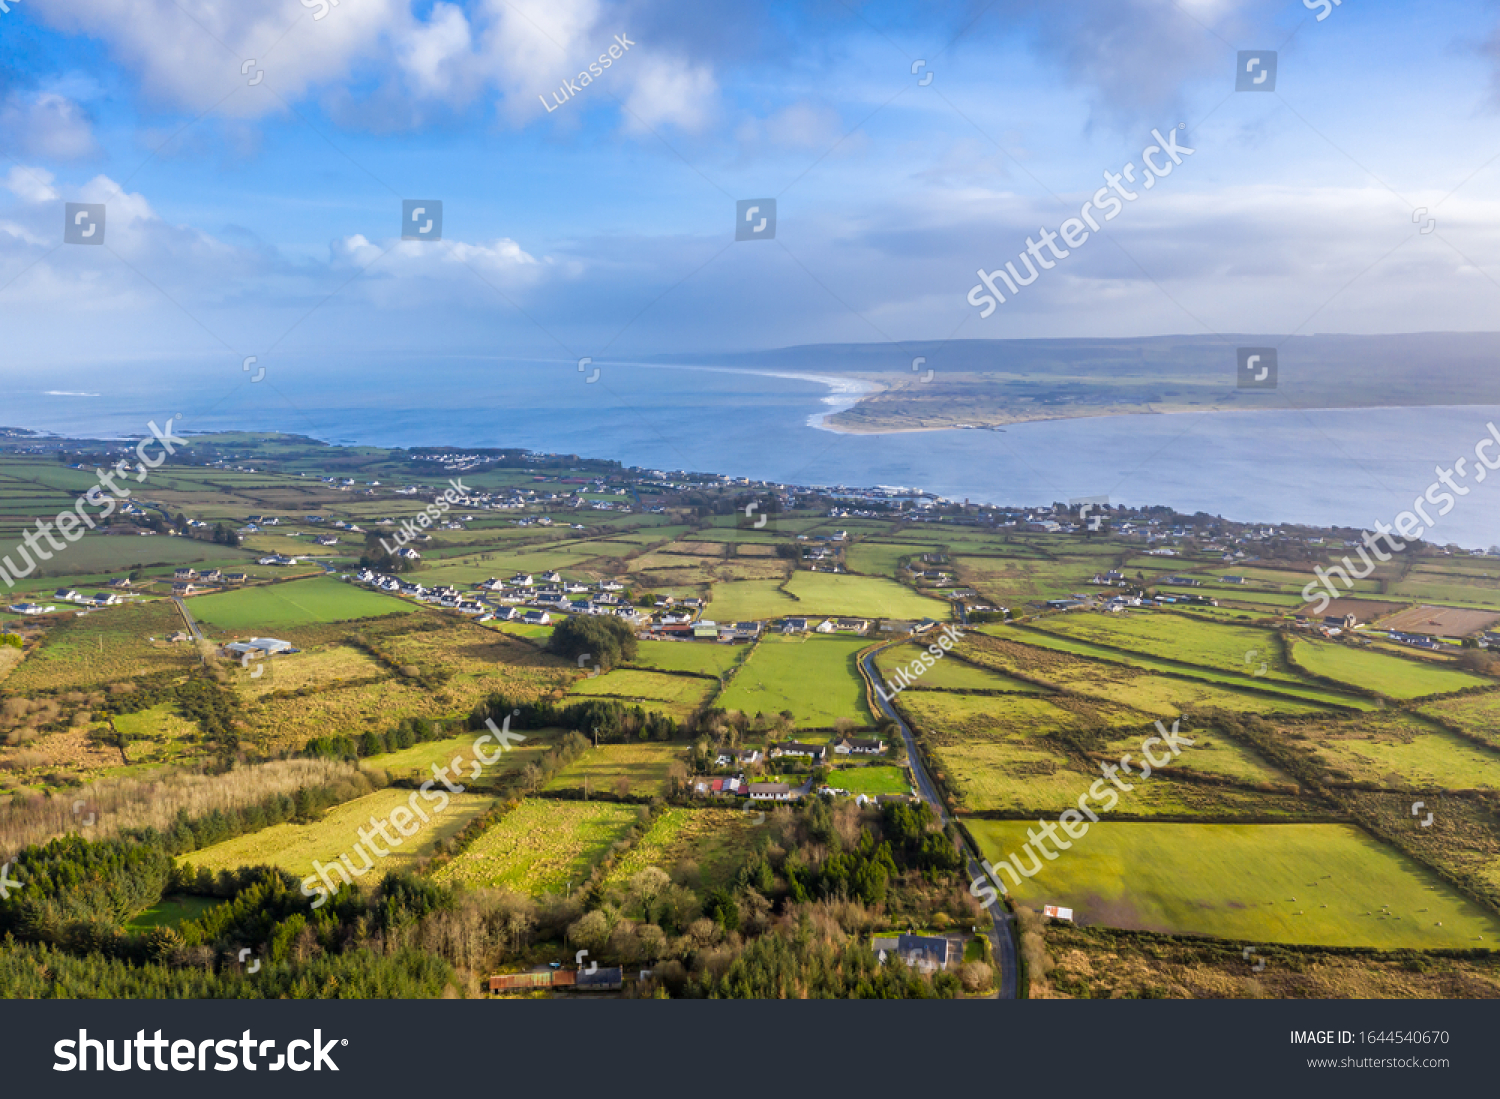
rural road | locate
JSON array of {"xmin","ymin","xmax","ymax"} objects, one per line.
[
  {"xmin": 860, "ymin": 639, "xmax": 1020, "ymax": 1000},
  {"xmin": 172, "ymin": 596, "xmax": 206, "ymax": 643}
]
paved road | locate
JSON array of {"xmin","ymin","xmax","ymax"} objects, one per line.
[
  {"xmin": 172, "ymin": 597, "xmax": 206, "ymax": 643},
  {"xmin": 861, "ymin": 639, "xmax": 1019, "ymax": 999}
]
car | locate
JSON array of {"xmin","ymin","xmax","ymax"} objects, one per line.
[{"xmin": 548, "ymin": 961, "xmax": 562, "ymax": 969}]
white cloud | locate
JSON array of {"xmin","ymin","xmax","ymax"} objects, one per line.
[
  {"xmin": 620, "ymin": 55, "xmax": 717, "ymax": 133},
  {"xmin": 24, "ymin": 0, "xmax": 702, "ymax": 134},
  {"xmin": 3, "ymin": 166, "xmax": 60, "ymax": 205},
  {"xmin": 397, "ymin": 2, "xmax": 477, "ymax": 101},
  {"xmin": 0, "ymin": 92, "xmax": 99, "ymax": 159}
]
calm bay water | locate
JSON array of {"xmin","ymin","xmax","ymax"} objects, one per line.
[{"xmin": 11, "ymin": 358, "xmax": 1500, "ymax": 548}]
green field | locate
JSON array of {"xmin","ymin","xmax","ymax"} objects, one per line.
[
  {"xmin": 1300, "ymin": 714, "xmax": 1500, "ymax": 790},
  {"xmin": 1036, "ymin": 612, "xmax": 1304, "ymax": 684},
  {"xmin": 875, "ymin": 643, "xmax": 1040, "ymax": 692},
  {"xmin": 1419, "ymin": 693, "xmax": 1500, "ymax": 749},
  {"xmin": 844, "ymin": 542, "xmax": 929, "ymax": 578},
  {"xmin": 2, "ymin": 600, "xmax": 195, "ymax": 693},
  {"xmin": 434, "ymin": 799, "xmax": 639, "ymax": 893},
  {"xmin": 179, "ymin": 786, "xmax": 495, "ymax": 881},
  {"xmin": 829, "ymin": 765, "xmax": 911, "ymax": 796},
  {"xmin": 784, "ymin": 572, "xmax": 947, "ymax": 619},
  {"xmin": 568, "ymin": 668, "xmax": 716, "ymax": 719},
  {"xmin": 717, "ymin": 634, "xmax": 872, "ymax": 727},
  {"xmin": 969, "ymin": 821, "xmax": 1500, "ymax": 948},
  {"xmin": 0, "ymin": 531, "xmax": 254, "ymax": 582},
  {"xmin": 899, "ymin": 692, "xmax": 1302, "ymax": 817},
  {"xmin": 1290, "ymin": 639, "xmax": 1486, "ymax": 698},
  {"xmin": 628, "ymin": 639, "xmax": 746, "ymax": 677},
  {"xmin": 603, "ymin": 807, "xmax": 760, "ymax": 890},
  {"xmin": 992, "ymin": 627, "xmax": 1366, "ymax": 711},
  {"xmin": 188, "ymin": 576, "xmax": 411, "ymax": 633},
  {"xmin": 361, "ymin": 729, "xmax": 553, "ymax": 783},
  {"xmin": 541, "ymin": 742, "xmax": 681, "ymax": 798},
  {"xmin": 704, "ymin": 580, "xmax": 802, "ymax": 620},
  {"xmin": 125, "ymin": 895, "xmax": 222, "ymax": 931}
]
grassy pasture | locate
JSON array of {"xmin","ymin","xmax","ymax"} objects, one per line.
[
  {"xmin": 567, "ymin": 668, "xmax": 716, "ymax": 719},
  {"xmin": 828, "ymin": 765, "xmax": 911, "ymax": 796},
  {"xmin": 1034, "ymin": 612, "xmax": 1303, "ymax": 684},
  {"xmin": 898, "ymin": 692, "xmax": 1127, "ymax": 813},
  {"xmin": 180, "ymin": 786, "xmax": 494, "ymax": 881},
  {"xmin": 995, "ymin": 627, "xmax": 1366, "ymax": 711},
  {"xmin": 717, "ymin": 634, "xmax": 872, "ymax": 727},
  {"xmin": 783, "ymin": 572, "xmax": 945, "ymax": 618},
  {"xmin": 705, "ymin": 580, "xmax": 801, "ymax": 620},
  {"xmin": 125, "ymin": 895, "xmax": 222, "ymax": 931},
  {"xmin": 1419, "ymin": 693, "xmax": 1500, "ymax": 750},
  {"xmin": 1297, "ymin": 713, "xmax": 1500, "ymax": 790},
  {"xmin": 0, "ymin": 532, "xmax": 253, "ymax": 579},
  {"xmin": 189, "ymin": 577, "xmax": 411, "ymax": 634},
  {"xmin": 1389, "ymin": 566, "xmax": 1500, "ymax": 611},
  {"xmin": 603, "ymin": 807, "xmax": 760, "ymax": 890},
  {"xmin": 875, "ymin": 643, "xmax": 1044, "ymax": 693},
  {"xmin": 844, "ymin": 542, "xmax": 928, "ymax": 578},
  {"xmin": 628, "ymin": 639, "xmax": 745, "ymax": 677},
  {"xmin": 969, "ymin": 821, "xmax": 1500, "ymax": 949},
  {"xmin": 434, "ymin": 799, "xmax": 639, "ymax": 893},
  {"xmin": 361, "ymin": 729, "xmax": 554, "ymax": 784},
  {"xmin": 3, "ymin": 601, "xmax": 195, "ymax": 692},
  {"xmin": 952, "ymin": 555, "xmax": 1101, "ymax": 605},
  {"xmin": 238, "ymin": 643, "xmax": 386, "ymax": 698},
  {"xmin": 541, "ymin": 742, "xmax": 682, "ymax": 798},
  {"xmin": 108, "ymin": 704, "xmax": 206, "ymax": 766},
  {"xmin": 1290, "ymin": 638, "xmax": 1485, "ymax": 698},
  {"xmin": 960, "ymin": 632, "xmax": 1338, "ymax": 717}
]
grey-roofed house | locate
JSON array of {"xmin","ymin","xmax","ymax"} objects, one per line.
[{"xmin": 872, "ymin": 933, "xmax": 951, "ymax": 974}]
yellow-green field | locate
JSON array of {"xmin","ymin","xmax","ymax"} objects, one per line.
[
  {"xmin": 1036, "ymin": 613, "xmax": 1304, "ymax": 684},
  {"xmin": 434, "ymin": 799, "xmax": 640, "ymax": 893},
  {"xmin": 603, "ymin": 807, "xmax": 760, "ymax": 890},
  {"xmin": 1299, "ymin": 715, "xmax": 1500, "ymax": 790},
  {"xmin": 717, "ymin": 634, "xmax": 872, "ymax": 727},
  {"xmin": 541, "ymin": 742, "xmax": 681, "ymax": 798},
  {"xmin": 361, "ymin": 729, "xmax": 554, "ymax": 783},
  {"xmin": 567, "ymin": 668, "xmax": 716, "ymax": 719},
  {"xmin": 629, "ymin": 639, "xmax": 745, "ymax": 677},
  {"xmin": 969, "ymin": 821, "xmax": 1500, "ymax": 948},
  {"xmin": 783, "ymin": 572, "xmax": 947, "ymax": 619},
  {"xmin": 178, "ymin": 786, "xmax": 494, "ymax": 881},
  {"xmin": 875, "ymin": 643, "xmax": 1040, "ymax": 692},
  {"xmin": 189, "ymin": 576, "xmax": 412, "ymax": 634},
  {"xmin": 1290, "ymin": 638, "xmax": 1486, "ymax": 698}
]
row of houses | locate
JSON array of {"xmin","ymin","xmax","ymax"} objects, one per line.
[
  {"xmin": 354, "ymin": 569, "xmax": 562, "ymax": 626},
  {"xmin": 767, "ymin": 737, "xmax": 886, "ymax": 763},
  {"xmin": 645, "ymin": 619, "xmax": 761, "ymax": 642},
  {"xmin": 173, "ymin": 568, "xmax": 247, "ymax": 583},
  {"xmin": 699, "ymin": 739, "xmax": 889, "ymax": 789},
  {"xmin": 1385, "ymin": 630, "xmax": 1447, "ymax": 651},
  {"xmin": 53, "ymin": 589, "xmax": 124, "ymax": 607},
  {"xmin": 779, "ymin": 617, "xmax": 871, "ymax": 635},
  {"xmin": 692, "ymin": 774, "xmax": 912, "ymax": 805}
]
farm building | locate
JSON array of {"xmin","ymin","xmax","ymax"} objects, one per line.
[
  {"xmin": 223, "ymin": 638, "xmax": 299, "ymax": 659},
  {"xmin": 487, "ymin": 967, "xmax": 621, "ymax": 994},
  {"xmin": 576, "ymin": 967, "xmax": 623, "ymax": 991}
]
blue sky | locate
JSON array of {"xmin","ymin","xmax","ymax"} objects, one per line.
[{"xmin": 2, "ymin": 0, "xmax": 1500, "ymax": 387}]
